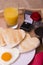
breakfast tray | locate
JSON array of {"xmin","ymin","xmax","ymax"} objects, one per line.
[
  {"xmin": 0, "ymin": 9, "xmax": 43, "ymax": 65},
  {"xmin": 0, "ymin": 8, "xmax": 43, "ymax": 53}
]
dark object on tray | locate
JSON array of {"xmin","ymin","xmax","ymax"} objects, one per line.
[
  {"xmin": 20, "ymin": 22, "xmax": 34, "ymax": 32},
  {"xmin": 35, "ymin": 26, "xmax": 43, "ymax": 44},
  {"xmin": 35, "ymin": 27, "xmax": 43, "ymax": 37}
]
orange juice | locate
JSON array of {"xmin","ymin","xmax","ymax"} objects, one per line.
[{"xmin": 4, "ymin": 7, "xmax": 18, "ymax": 26}]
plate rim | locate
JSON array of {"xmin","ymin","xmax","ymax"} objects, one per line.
[
  {"xmin": 27, "ymin": 49, "xmax": 36, "ymax": 64},
  {"xmin": 13, "ymin": 49, "xmax": 36, "ymax": 65}
]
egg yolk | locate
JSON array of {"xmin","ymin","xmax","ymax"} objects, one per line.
[{"xmin": 1, "ymin": 52, "xmax": 12, "ymax": 61}]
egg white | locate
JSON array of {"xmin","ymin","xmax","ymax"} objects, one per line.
[{"xmin": 0, "ymin": 47, "xmax": 19, "ymax": 65}]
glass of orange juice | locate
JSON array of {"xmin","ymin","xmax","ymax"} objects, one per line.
[{"xmin": 4, "ymin": 7, "xmax": 18, "ymax": 28}]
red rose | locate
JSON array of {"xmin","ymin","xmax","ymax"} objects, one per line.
[{"xmin": 30, "ymin": 12, "xmax": 41, "ymax": 21}]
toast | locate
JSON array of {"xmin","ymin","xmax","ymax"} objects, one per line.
[
  {"xmin": 2, "ymin": 28, "xmax": 26, "ymax": 48},
  {"xmin": 18, "ymin": 34, "xmax": 40, "ymax": 53},
  {"xmin": 0, "ymin": 28, "xmax": 6, "ymax": 46}
]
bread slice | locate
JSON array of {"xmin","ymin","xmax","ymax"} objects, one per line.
[
  {"xmin": 18, "ymin": 34, "xmax": 40, "ymax": 53},
  {"xmin": 2, "ymin": 28, "xmax": 26, "ymax": 48},
  {"xmin": 0, "ymin": 28, "xmax": 6, "ymax": 46}
]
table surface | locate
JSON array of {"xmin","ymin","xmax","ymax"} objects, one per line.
[{"xmin": 0, "ymin": 0, "xmax": 43, "ymax": 10}]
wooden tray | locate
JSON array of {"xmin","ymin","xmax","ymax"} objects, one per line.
[{"xmin": 0, "ymin": 9, "xmax": 43, "ymax": 53}]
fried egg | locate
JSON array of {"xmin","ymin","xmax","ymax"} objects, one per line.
[{"xmin": 0, "ymin": 47, "xmax": 19, "ymax": 65}]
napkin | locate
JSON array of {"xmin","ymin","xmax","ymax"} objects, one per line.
[{"xmin": 28, "ymin": 52, "xmax": 43, "ymax": 65}]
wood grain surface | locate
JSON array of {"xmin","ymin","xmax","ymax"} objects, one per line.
[{"xmin": 0, "ymin": 0, "xmax": 43, "ymax": 10}]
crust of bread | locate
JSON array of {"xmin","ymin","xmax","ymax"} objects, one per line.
[
  {"xmin": 19, "ymin": 34, "xmax": 40, "ymax": 53},
  {"xmin": 2, "ymin": 28, "xmax": 26, "ymax": 48},
  {"xmin": 0, "ymin": 28, "xmax": 6, "ymax": 46}
]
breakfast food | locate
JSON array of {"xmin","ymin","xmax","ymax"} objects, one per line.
[
  {"xmin": 0, "ymin": 33, "xmax": 6, "ymax": 46},
  {"xmin": 4, "ymin": 7, "xmax": 18, "ymax": 26},
  {"xmin": 0, "ymin": 27, "xmax": 40, "ymax": 65},
  {"xmin": 18, "ymin": 34, "xmax": 40, "ymax": 53},
  {"xmin": 0, "ymin": 27, "xmax": 40, "ymax": 54},
  {"xmin": 0, "ymin": 47, "xmax": 19, "ymax": 65},
  {"xmin": 0, "ymin": 28, "xmax": 6, "ymax": 46},
  {"xmin": 0, "ymin": 28, "xmax": 26, "ymax": 48}
]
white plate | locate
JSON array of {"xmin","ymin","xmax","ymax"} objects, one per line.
[{"xmin": 12, "ymin": 49, "xmax": 35, "ymax": 65}]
